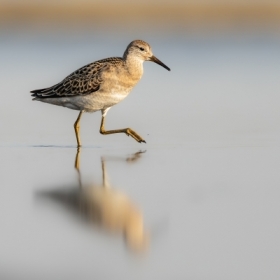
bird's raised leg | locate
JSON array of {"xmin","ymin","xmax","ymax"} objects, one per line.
[
  {"xmin": 99, "ymin": 109, "xmax": 146, "ymax": 143},
  {"xmin": 74, "ymin": 111, "xmax": 83, "ymax": 147}
]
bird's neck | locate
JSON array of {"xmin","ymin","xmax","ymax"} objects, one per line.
[{"xmin": 123, "ymin": 55, "xmax": 143, "ymax": 81}]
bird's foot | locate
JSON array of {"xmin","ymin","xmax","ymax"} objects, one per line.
[{"xmin": 126, "ymin": 128, "xmax": 146, "ymax": 143}]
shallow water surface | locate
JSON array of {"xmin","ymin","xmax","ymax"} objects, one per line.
[{"xmin": 1, "ymin": 31, "xmax": 280, "ymax": 279}]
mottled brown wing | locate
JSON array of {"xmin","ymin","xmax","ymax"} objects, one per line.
[{"xmin": 31, "ymin": 57, "xmax": 123, "ymax": 98}]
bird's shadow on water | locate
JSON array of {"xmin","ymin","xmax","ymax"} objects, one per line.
[
  {"xmin": 0, "ymin": 144, "xmax": 102, "ymax": 149},
  {"xmin": 0, "ymin": 143, "xmax": 104, "ymax": 149},
  {"xmin": 34, "ymin": 149, "xmax": 154, "ymax": 253},
  {"xmin": 30, "ymin": 145, "xmax": 78, "ymax": 148},
  {"xmin": 29, "ymin": 144, "xmax": 102, "ymax": 149}
]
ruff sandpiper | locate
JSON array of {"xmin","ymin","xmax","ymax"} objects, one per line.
[{"xmin": 31, "ymin": 40, "xmax": 170, "ymax": 147}]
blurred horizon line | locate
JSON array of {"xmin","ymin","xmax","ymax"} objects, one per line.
[{"xmin": 1, "ymin": 3, "xmax": 280, "ymax": 31}]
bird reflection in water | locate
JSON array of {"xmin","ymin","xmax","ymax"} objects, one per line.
[{"xmin": 37, "ymin": 149, "xmax": 149, "ymax": 253}]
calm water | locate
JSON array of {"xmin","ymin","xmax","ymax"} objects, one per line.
[{"xmin": 1, "ymin": 30, "xmax": 280, "ymax": 279}]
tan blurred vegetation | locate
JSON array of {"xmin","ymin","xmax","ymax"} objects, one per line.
[{"xmin": 1, "ymin": 2, "xmax": 280, "ymax": 31}]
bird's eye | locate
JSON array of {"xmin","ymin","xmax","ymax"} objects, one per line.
[{"xmin": 139, "ymin": 47, "xmax": 145, "ymax": 51}]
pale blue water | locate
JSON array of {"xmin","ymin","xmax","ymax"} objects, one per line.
[{"xmin": 0, "ymin": 29, "xmax": 280, "ymax": 280}]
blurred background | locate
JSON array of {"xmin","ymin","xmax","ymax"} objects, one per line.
[
  {"xmin": 1, "ymin": 0, "xmax": 280, "ymax": 31},
  {"xmin": 1, "ymin": 1, "xmax": 280, "ymax": 280}
]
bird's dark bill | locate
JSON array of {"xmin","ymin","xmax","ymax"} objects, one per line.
[{"xmin": 150, "ymin": 55, "xmax": 170, "ymax": 71}]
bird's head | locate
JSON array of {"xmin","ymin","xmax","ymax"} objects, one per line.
[{"xmin": 124, "ymin": 40, "xmax": 170, "ymax": 71}]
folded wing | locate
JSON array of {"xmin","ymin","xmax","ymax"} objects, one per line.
[{"xmin": 31, "ymin": 57, "xmax": 123, "ymax": 98}]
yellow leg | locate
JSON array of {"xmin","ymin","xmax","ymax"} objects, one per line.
[
  {"xmin": 74, "ymin": 111, "xmax": 83, "ymax": 147},
  {"xmin": 74, "ymin": 147, "xmax": 82, "ymax": 189},
  {"xmin": 99, "ymin": 115, "xmax": 146, "ymax": 143}
]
